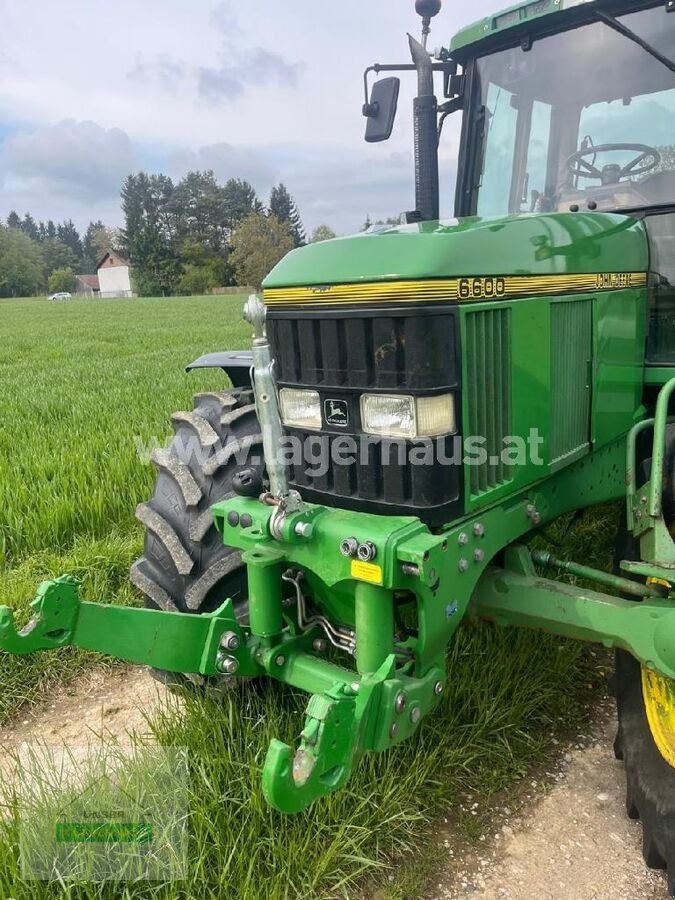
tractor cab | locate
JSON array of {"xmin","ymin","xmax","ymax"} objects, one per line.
[
  {"xmin": 361, "ymin": 0, "xmax": 675, "ymax": 380},
  {"xmin": 448, "ymin": 0, "xmax": 675, "ymax": 378}
]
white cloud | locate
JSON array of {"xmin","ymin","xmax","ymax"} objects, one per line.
[
  {"xmin": 0, "ymin": 120, "xmax": 137, "ymax": 202},
  {"xmin": 0, "ymin": 0, "xmax": 497, "ymax": 230}
]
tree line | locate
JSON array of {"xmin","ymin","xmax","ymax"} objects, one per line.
[
  {"xmin": 0, "ymin": 216, "xmax": 117, "ymax": 297},
  {"xmin": 118, "ymin": 172, "xmax": 316, "ymax": 295},
  {"xmin": 0, "ymin": 171, "xmax": 336, "ymax": 298}
]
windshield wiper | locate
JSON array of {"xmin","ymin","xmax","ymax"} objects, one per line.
[{"xmin": 595, "ymin": 10, "xmax": 675, "ymax": 78}]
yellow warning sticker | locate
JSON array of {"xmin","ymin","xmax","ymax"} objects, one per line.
[{"xmin": 350, "ymin": 560, "xmax": 383, "ymax": 585}]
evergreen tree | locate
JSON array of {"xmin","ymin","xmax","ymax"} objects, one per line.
[
  {"xmin": 57, "ymin": 220, "xmax": 83, "ymax": 264},
  {"xmin": 21, "ymin": 213, "xmax": 40, "ymax": 242},
  {"xmin": 269, "ymin": 183, "xmax": 305, "ymax": 247},
  {"xmin": 46, "ymin": 220, "xmax": 57, "ymax": 239},
  {"xmin": 6, "ymin": 211, "xmax": 21, "ymax": 230},
  {"xmin": 120, "ymin": 172, "xmax": 179, "ymax": 295},
  {"xmin": 222, "ymin": 178, "xmax": 262, "ymax": 240}
]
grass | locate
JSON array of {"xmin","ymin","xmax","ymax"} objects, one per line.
[
  {"xmin": 0, "ymin": 628, "xmax": 608, "ymax": 900},
  {"xmin": 0, "ymin": 295, "xmax": 620, "ymax": 898}
]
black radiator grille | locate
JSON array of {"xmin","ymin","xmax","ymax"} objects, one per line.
[
  {"xmin": 267, "ymin": 304, "xmax": 464, "ymax": 526},
  {"xmin": 268, "ymin": 309, "xmax": 458, "ymax": 391}
]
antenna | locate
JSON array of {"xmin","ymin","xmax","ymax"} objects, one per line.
[{"xmin": 415, "ymin": 0, "xmax": 442, "ymax": 48}]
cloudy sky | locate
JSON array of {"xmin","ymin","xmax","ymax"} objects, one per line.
[{"xmin": 0, "ymin": 0, "xmax": 499, "ymax": 235}]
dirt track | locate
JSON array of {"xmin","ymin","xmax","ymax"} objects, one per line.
[
  {"xmin": 432, "ymin": 702, "xmax": 669, "ymax": 900},
  {"xmin": 0, "ymin": 670, "xmax": 670, "ymax": 898}
]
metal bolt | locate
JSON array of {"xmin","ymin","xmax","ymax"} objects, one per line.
[
  {"xmin": 473, "ymin": 549, "xmax": 485, "ymax": 563},
  {"xmin": 434, "ymin": 681, "xmax": 444, "ymax": 695},
  {"xmin": 357, "ymin": 541, "xmax": 377, "ymax": 562},
  {"xmin": 526, "ymin": 504, "xmax": 536, "ymax": 518},
  {"xmin": 216, "ymin": 654, "xmax": 239, "ymax": 675},
  {"xmin": 351, "ymin": 682, "xmax": 360, "ymax": 693},
  {"xmin": 428, "ymin": 568, "xmax": 437, "ymax": 582},
  {"xmin": 389, "ymin": 722, "xmax": 398, "ymax": 739},
  {"xmin": 458, "ymin": 558, "xmax": 469, "ymax": 573},
  {"xmin": 340, "ymin": 537, "xmax": 359, "ymax": 558},
  {"xmin": 410, "ymin": 706, "xmax": 421, "ymax": 725},
  {"xmin": 312, "ymin": 638, "xmax": 327, "ymax": 653},
  {"xmin": 401, "ymin": 563, "xmax": 420, "ymax": 577},
  {"xmin": 458, "ymin": 532, "xmax": 469, "ymax": 546},
  {"xmin": 275, "ymin": 655, "xmax": 285, "ymax": 667},
  {"xmin": 641, "ymin": 496, "xmax": 647, "ymax": 504},
  {"xmin": 473, "ymin": 523, "xmax": 484, "ymax": 537},
  {"xmin": 220, "ymin": 631, "xmax": 240, "ymax": 651},
  {"xmin": 295, "ymin": 522, "xmax": 314, "ymax": 539},
  {"xmin": 395, "ymin": 691, "xmax": 407, "ymax": 714}
]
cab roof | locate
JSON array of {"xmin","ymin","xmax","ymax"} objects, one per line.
[{"xmin": 450, "ymin": 0, "xmax": 599, "ymax": 56}]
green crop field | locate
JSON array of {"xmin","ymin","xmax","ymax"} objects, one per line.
[{"xmin": 0, "ymin": 295, "xmax": 616, "ymax": 898}]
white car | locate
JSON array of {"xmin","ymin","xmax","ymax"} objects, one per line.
[{"xmin": 48, "ymin": 292, "xmax": 72, "ymax": 301}]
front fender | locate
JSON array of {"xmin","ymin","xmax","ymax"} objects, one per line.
[{"xmin": 186, "ymin": 351, "xmax": 253, "ymax": 388}]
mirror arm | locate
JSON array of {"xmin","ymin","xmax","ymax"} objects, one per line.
[{"xmin": 363, "ymin": 62, "xmax": 457, "ymax": 116}]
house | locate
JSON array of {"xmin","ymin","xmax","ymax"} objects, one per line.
[
  {"xmin": 74, "ymin": 274, "xmax": 100, "ymax": 297},
  {"xmin": 97, "ymin": 251, "xmax": 134, "ymax": 298}
]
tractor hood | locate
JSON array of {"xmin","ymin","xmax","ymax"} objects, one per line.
[{"xmin": 263, "ymin": 213, "xmax": 648, "ymax": 290}]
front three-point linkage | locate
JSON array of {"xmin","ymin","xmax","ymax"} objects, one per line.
[{"xmin": 0, "ymin": 575, "xmax": 253, "ymax": 676}]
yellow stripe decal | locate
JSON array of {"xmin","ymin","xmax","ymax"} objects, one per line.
[{"xmin": 264, "ymin": 272, "xmax": 647, "ymax": 307}]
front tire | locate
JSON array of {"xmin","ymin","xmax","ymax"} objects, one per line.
[{"xmin": 130, "ymin": 388, "xmax": 263, "ymax": 685}]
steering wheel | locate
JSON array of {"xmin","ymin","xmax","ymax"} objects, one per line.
[{"xmin": 566, "ymin": 143, "xmax": 661, "ymax": 185}]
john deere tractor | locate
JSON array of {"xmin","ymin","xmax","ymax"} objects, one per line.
[{"xmin": 6, "ymin": 0, "xmax": 675, "ymax": 884}]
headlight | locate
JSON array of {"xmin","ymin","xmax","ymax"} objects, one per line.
[
  {"xmin": 279, "ymin": 388, "xmax": 321, "ymax": 430},
  {"xmin": 361, "ymin": 393, "xmax": 455, "ymax": 438}
]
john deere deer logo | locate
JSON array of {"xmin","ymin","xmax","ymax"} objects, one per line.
[{"xmin": 324, "ymin": 399, "xmax": 349, "ymax": 427}]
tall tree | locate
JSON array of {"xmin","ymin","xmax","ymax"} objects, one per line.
[
  {"xmin": 170, "ymin": 170, "xmax": 229, "ymax": 253},
  {"xmin": 21, "ymin": 213, "xmax": 40, "ymax": 242},
  {"xmin": 222, "ymin": 178, "xmax": 262, "ymax": 240},
  {"xmin": 229, "ymin": 212, "xmax": 295, "ymax": 289},
  {"xmin": 269, "ymin": 184, "xmax": 305, "ymax": 247},
  {"xmin": 57, "ymin": 220, "xmax": 83, "ymax": 265},
  {"xmin": 0, "ymin": 226, "xmax": 44, "ymax": 296},
  {"xmin": 120, "ymin": 172, "xmax": 178, "ymax": 295},
  {"xmin": 37, "ymin": 221, "xmax": 47, "ymax": 242},
  {"xmin": 46, "ymin": 220, "xmax": 57, "ymax": 239},
  {"xmin": 6, "ymin": 211, "xmax": 21, "ymax": 230}
]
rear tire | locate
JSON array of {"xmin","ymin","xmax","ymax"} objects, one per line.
[
  {"xmin": 130, "ymin": 388, "xmax": 263, "ymax": 687},
  {"xmin": 615, "ymin": 447, "xmax": 675, "ymax": 893}
]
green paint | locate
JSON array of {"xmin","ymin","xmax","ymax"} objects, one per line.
[
  {"xmin": 476, "ymin": 547, "xmax": 675, "ymax": 680},
  {"xmin": 354, "ymin": 583, "xmax": 395, "ymax": 675},
  {"xmin": 450, "ymin": 0, "xmax": 590, "ymax": 56},
  {"xmin": 263, "ymin": 213, "xmax": 647, "ymax": 288}
]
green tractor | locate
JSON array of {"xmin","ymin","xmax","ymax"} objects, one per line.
[{"xmin": 6, "ymin": 0, "xmax": 675, "ymax": 883}]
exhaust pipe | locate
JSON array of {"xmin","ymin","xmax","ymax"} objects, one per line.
[{"xmin": 409, "ymin": 33, "xmax": 440, "ymax": 222}]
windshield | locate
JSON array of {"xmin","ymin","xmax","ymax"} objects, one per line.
[{"xmin": 473, "ymin": 5, "xmax": 675, "ymax": 217}]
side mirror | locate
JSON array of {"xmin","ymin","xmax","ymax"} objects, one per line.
[{"xmin": 363, "ymin": 77, "xmax": 400, "ymax": 143}]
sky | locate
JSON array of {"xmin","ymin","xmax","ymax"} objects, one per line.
[{"xmin": 0, "ymin": 0, "xmax": 500, "ymax": 236}]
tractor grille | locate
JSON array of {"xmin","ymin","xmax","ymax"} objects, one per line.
[
  {"xmin": 465, "ymin": 307, "xmax": 513, "ymax": 498},
  {"xmin": 266, "ymin": 305, "xmax": 464, "ymax": 525},
  {"xmin": 550, "ymin": 300, "xmax": 592, "ymax": 465},
  {"xmin": 269, "ymin": 312, "xmax": 457, "ymax": 390}
]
